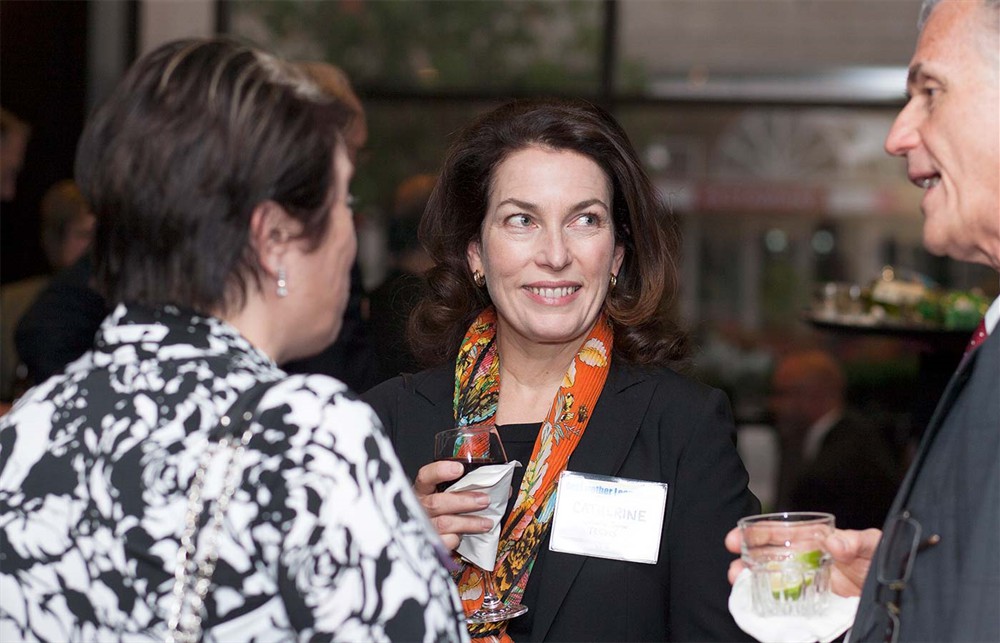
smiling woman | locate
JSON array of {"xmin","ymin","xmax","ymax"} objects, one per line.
[
  {"xmin": 363, "ymin": 98, "xmax": 760, "ymax": 642},
  {"xmin": 466, "ymin": 146, "xmax": 624, "ymax": 358},
  {"xmin": 412, "ymin": 99, "xmax": 686, "ymax": 370}
]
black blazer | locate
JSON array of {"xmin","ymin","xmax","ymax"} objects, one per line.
[
  {"xmin": 363, "ymin": 359, "xmax": 760, "ymax": 642},
  {"xmin": 852, "ymin": 329, "xmax": 1000, "ymax": 642}
]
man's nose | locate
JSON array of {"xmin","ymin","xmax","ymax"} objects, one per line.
[{"xmin": 885, "ymin": 102, "xmax": 920, "ymax": 157}]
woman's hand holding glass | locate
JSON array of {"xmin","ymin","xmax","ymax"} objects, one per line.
[
  {"xmin": 413, "ymin": 460, "xmax": 494, "ymax": 551},
  {"xmin": 429, "ymin": 425, "xmax": 527, "ymax": 623}
]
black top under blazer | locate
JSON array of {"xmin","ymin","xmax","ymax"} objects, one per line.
[{"xmin": 363, "ymin": 359, "xmax": 760, "ymax": 642}]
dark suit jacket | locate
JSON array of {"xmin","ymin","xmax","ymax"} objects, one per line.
[
  {"xmin": 363, "ymin": 359, "xmax": 760, "ymax": 642},
  {"xmin": 788, "ymin": 412, "xmax": 903, "ymax": 530},
  {"xmin": 852, "ymin": 329, "xmax": 1000, "ymax": 641},
  {"xmin": 14, "ymin": 255, "xmax": 106, "ymax": 383}
]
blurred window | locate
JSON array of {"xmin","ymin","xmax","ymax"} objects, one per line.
[
  {"xmin": 226, "ymin": 0, "xmax": 603, "ymax": 94},
  {"xmin": 224, "ymin": 0, "xmax": 994, "ymax": 430}
]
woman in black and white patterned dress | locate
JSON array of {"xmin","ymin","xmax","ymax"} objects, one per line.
[{"xmin": 0, "ymin": 38, "xmax": 467, "ymax": 643}]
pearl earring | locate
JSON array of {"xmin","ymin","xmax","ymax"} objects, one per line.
[{"xmin": 276, "ymin": 267, "xmax": 288, "ymax": 298}]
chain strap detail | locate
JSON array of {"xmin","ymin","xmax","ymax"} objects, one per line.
[{"xmin": 166, "ymin": 402, "xmax": 259, "ymax": 643}]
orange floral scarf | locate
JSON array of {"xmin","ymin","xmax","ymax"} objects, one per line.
[{"xmin": 453, "ymin": 306, "xmax": 613, "ymax": 642}]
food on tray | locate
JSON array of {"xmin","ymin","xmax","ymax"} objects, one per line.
[{"xmin": 812, "ymin": 266, "xmax": 989, "ymax": 330}]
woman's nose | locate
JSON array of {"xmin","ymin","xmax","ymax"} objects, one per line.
[{"xmin": 537, "ymin": 228, "xmax": 570, "ymax": 269}]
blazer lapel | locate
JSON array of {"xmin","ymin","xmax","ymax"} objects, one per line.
[
  {"xmin": 411, "ymin": 365, "xmax": 454, "ymax": 411},
  {"xmin": 531, "ymin": 361, "xmax": 656, "ymax": 641},
  {"xmin": 891, "ymin": 339, "xmax": 984, "ymax": 510}
]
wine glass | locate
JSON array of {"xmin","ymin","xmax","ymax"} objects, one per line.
[{"xmin": 433, "ymin": 425, "xmax": 529, "ymax": 624}]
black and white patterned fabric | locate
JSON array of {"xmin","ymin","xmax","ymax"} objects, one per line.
[{"xmin": 0, "ymin": 304, "xmax": 467, "ymax": 642}]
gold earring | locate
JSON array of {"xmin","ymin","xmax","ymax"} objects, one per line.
[
  {"xmin": 609, "ymin": 273, "xmax": 617, "ymax": 289},
  {"xmin": 473, "ymin": 270, "xmax": 486, "ymax": 287}
]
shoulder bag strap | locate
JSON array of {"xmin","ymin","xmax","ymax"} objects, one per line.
[{"xmin": 166, "ymin": 378, "xmax": 278, "ymax": 643}]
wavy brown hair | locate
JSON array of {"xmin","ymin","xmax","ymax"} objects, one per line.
[{"xmin": 410, "ymin": 98, "xmax": 688, "ymax": 368}]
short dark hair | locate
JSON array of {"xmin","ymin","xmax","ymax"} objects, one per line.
[
  {"xmin": 410, "ymin": 98, "xmax": 688, "ymax": 368},
  {"xmin": 76, "ymin": 38, "xmax": 353, "ymax": 312}
]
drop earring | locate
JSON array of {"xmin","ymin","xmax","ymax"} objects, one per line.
[
  {"xmin": 276, "ymin": 267, "xmax": 288, "ymax": 298},
  {"xmin": 609, "ymin": 273, "xmax": 618, "ymax": 289},
  {"xmin": 473, "ymin": 270, "xmax": 486, "ymax": 287}
]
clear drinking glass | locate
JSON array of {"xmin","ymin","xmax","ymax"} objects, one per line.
[
  {"xmin": 738, "ymin": 511, "xmax": 835, "ymax": 617},
  {"xmin": 433, "ymin": 425, "xmax": 528, "ymax": 624}
]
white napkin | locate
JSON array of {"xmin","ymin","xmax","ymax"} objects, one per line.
[
  {"xmin": 444, "ymin": 461, "xmax": 520, "ymax": 570},
  {"xmin": 729, "ymin": 568, "xmax": 859, "ymax": 643}
]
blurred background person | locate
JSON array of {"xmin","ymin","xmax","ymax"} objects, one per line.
[
  {"xmin": 295, "ymin": 61, "xmax": 367, "ymax": 157},
  {"xmin": 38, "ymin": 180, "xmax": 95, "ymax": 271},
  {"xmin": 364, "ymin": 98, "xmax": 758, "ymax": 642},
  {"xmin": 1, "ymin": 180, "xmax": 94, "ymax": 405},
  {"xmin": 12, "ymin": 253, "xmax": 104, "ymax": 391},
  {"xmin": 770, "ymin": 348, "xmax": 902, "ymax": 529},
  {"xmin": 368, "ymin": 172, "xmax": 436, "ymax": 382},
  {"xmin": 0, "ymin": 107, "xmax": 30, "ymax": 204},
  {"xmin": 13, "ymin": 59, "xmax": 380, "ymax": 395},
  {"xmin": 0, "ymin": 38, "xmax": 465, "ymax": 642}
]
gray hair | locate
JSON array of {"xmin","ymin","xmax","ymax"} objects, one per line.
[
  {"xmin": 919, "ymin": 0, "xmax": 999, "ymax": 27},
  {"xmin": 918, "ymin": 0, "xmax": 999, "ymax": 71}
]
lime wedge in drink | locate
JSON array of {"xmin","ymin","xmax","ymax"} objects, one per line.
[
  {"xmin": 770, "ymin": 574, "xmax": 804, "ymax": 600},
  {"xmin": 765, "ymin": 561, "xmax": 804, "ymax": 600},
  {"xmin": 795, "ymin": 549, "xmax": 824, "ymax": 570},
  {"xmin": 767, "ymin": 550, "xmax": 824, "ymax": 600}
]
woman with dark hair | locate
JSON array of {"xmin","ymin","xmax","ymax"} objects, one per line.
[
  {"xmin": 0, "ymin": 38, "xmax": 465, "ymax": 642},
  {"xmin": 363, "ymin": 98, "xmax": 759, "ymax": 642}
]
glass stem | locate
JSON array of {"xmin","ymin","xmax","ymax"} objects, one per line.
[{"xmin": 480, "ymin": 570, "xmax": 504, "ymax": 612}]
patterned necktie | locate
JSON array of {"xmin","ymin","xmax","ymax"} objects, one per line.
[{"xmin": 964, "ymin": 318, "xmax": 989, "ymax": 356}]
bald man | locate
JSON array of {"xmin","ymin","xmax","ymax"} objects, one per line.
[{"xmin": 770, "ymin": 350, "xmax": 902, "ymax": 529}]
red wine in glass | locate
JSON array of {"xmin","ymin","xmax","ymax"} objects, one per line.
[
  {"xmin": 434, "ymin": 457, "xmax": 506, "ymax": 492},
  {"xmin": 433, "ymin": 424, "xmax": 509, "ymax": 491}
]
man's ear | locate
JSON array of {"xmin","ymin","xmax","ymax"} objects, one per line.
[{"xmin": 249, "ymin": 200, "xmax": 296, "ymax": 276}]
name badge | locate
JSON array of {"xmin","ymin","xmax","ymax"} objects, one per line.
[{"xmin": 549, "ymin": 471, "xmax": 668, "ymax": 564}]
